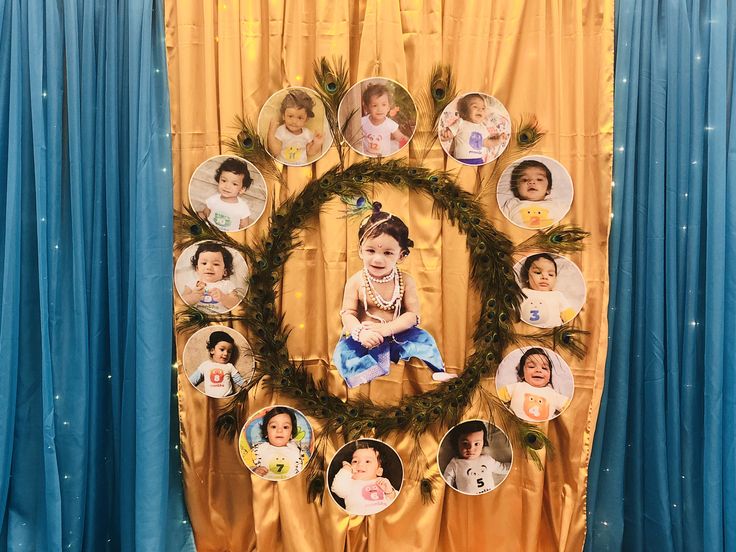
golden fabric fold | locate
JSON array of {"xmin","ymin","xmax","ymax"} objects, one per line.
[{"xmin": 167, "ymin": 1, "xmax": 613, "ymax": 550}]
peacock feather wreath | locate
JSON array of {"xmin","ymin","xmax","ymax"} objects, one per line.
[{"xmin": 175, "ymin": 58, "xmax": 590, "ymax": 500}]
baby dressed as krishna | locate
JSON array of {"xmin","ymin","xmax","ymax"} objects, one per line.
[{"xmin": 333, "ymin": 203, "xmax": 456, "ymax": 388}]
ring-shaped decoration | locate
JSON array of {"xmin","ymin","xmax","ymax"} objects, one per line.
[{"xmin": 237, "ymin": 158, "xmax": 524, "ymax": 439}]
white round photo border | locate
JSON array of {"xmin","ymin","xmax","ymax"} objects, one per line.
[
  {"xmin": 238, "ymin": 404, "xmax": 315, "ymax": 482},
  {"xmin": 326, "ymin": 437, "xmax": 404, "ymax": 516},
  {"xmin": 496, "ymin": 154, "xmax": 574, "ymax": 230},
  {"xmin": 513, "ymin": 252, "xmax": 587, "ymax": 329},
  {"xmin": 257, "ymin": 86, "xmax": 334, "ymax": 167},
  {"xmin": 437, "ymin": 91, "xmax": 512, "ymax": 166},
  {"xmin": 181, "ymin": 325, "xmax": 255, "ymax": 399},
  {"xmin": 187, "ymin": 154, "xmax": 268, "ymax": 233},
  {"xmin": 337, "ymin": 77, "xmax": 418, "ymax": 159},
  {"xmin": 495, "ymin": 346, "xmax": 575, "ymax": 423},
  {"xmin": 436, "ymin": 419, "xmax": 513, "ymax": 496},
  {"xmin": 174, "ymin": 241, "xmax": 249, "ymax": 315}
]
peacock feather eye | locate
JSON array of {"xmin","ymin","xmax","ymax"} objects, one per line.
[
  {"xmin": 324, "ymin": 73, "xmax": 338, "ymax": 93},
  {"xmin": 238, "ymin": 130, "xmax": 254, "ymax": 150},
  {"xmin": 431, "ymin": 79, "xmax": 447, "ymax": 100},
  {"xmin": 518, "ymin": 129, "xmax": 534, "ymax": 144}
]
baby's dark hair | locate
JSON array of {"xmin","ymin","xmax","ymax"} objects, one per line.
[
  {"xmin": 362, "ymin": 83, "xmax": 392, "ymax": 107},
  {"xmin": 214, "ymin": 157, "xmax": 252, "ymax": 191},
  {"xmin": 516, "ymin": 347, "xmax": 554, "ymax": 387},
  {"xmin": 260, "ymin": 406, "xmax": 298, "ymax": 441},
  {"xmin": 358, "ymin": 202, "xmax": 414, "ymax": 257},
  {"xmin": 206, "ymin": 330, "xmax": 235, "ymax": 351},
  {"xmin": 520, "ymin": 253, "xmax": 557, "ymax": 288},
  {"xmin": 279, "ymin": 89, "xmax": 315, "ymax": 119},
  {"xmin": 456, "ymin": 93, "xmax": 485, "ymax": 120},
  {"xmin": 449, "ymin": 420, "xmax": 489, "ymax": 455},
  {"xmin": 509, "ymin": 159, "xmax": 552, "ymax": 199},
  {"xmin": 190, "ymin": 242, "xmax": 234, "ymax": 279},
  {"xmin": 353, "ymin": 440, "xmax": 382, "ymax": 466}
]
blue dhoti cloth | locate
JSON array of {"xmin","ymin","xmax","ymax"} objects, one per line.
[{"xmin": 333, "ymin": 327, "xmax": 445, "ymax": 388}]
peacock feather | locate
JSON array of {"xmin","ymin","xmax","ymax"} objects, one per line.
[
  {"xmin": 174, "ymin": 205, "xmax": 242, "ymax": 253},
  {"xmin": 482, "ymin": 115, "xmax": 547, "ymax": 192},
  {"xmin": 514, "ymin": 225, "xmax": 590, "ymax": 254},
  {"xmin": 515, "ymin": 114, "xmax": 545, "ymax": 149},
  {"xmin": 420, "ymin": 478, "xmax": 436, "ymax": 504},
  {"xmin": 414, "ymin": 64, "xmax": 456, "ymax": 163},
  {"xmin": 509, "ymin": 325, "xmax": 589, "ymax": 360},
  {"xmin": 338, "ymin": 195, "xmax": 374, "ymax": 219},
  {"xmin": 214, "ymin": 387, "xmax": 249, "ymax": 440},
  {"xmin": 223, "ymin": 115, "xmax": 285, "ymax": 186},
  {"xmin": 520, "ymin": 425, "xmax": 554, "ymax": 471},
  {"xmin": 313, "ymin": 57, "xmax": 351, "ymax": 168}
]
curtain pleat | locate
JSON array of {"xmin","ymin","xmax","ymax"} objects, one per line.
[
  {"xmin": 0, "ymin": 0, "xmax": 189, "ymax": 550},
  {"xmin": 167, "ymin": 2, "xmax": 613, "ymax": 550},
  {"xmin": 586, "ymin": 1, "xmax": 736, "ymax": 550}
]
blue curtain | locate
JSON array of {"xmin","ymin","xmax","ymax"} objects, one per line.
[
  {"xmin": 0, "ymin": 1, "xmax": 192, "ymax": 550},
  {"xmin": 587, "ymin": 1, "xmax": 735, "ymax": 550}
]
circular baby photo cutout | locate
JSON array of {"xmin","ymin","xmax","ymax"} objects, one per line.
[
  {"xmin": 174, "ymin": 241, "xmax": 248, "ymax": 314},
  {"xmin": 239, "ymin": 405, "xmax": 315, "ymax": 481},
  {"xmin": 496, "ymin": 347, "xmax": 575, "ymax": 423},
  {"xmin": 182, "ymin": 326, "xmax": 255, "ymax": 399},
  {"xmin": 257, "ymin": 87, "xmax": 333, "ymax": 166},
  {"xmin": 188, "ymin": 155, "xmax": 267, "ymax": 232},
  {"xmin": 337, "ymin": 78, "xmax": 417, "ymax": 158},
  {"xmin": 496, "ymin": 155, "xmax": 574, "ymax": 230},
  {"xmin": 437, "ymin": 419, "xmax": 512, "ymax": 495},
  {"xmin": 438, "ymin": 92, "xmax": 511, "ymax": 166},
  {"xmin": 514, "ymin": 253, "xmax": 586, "ymax": 328},
  {"xmin": 327, "ymin": 438, "xmax": 403, "ymax": 516}
]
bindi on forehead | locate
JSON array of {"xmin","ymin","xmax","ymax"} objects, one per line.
[{"xmin": 363, "ymin": 234, "xmax": 400, "ymax": 249}]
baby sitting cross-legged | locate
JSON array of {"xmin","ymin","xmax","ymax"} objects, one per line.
[{"xmin": 333, "ymin": 202, "xmax": 456, "ymax": 387}]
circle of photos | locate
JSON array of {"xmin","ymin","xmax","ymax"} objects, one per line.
[{"xmin": 177, "ymin": 77, "xmax": 588, "ymax": 499}]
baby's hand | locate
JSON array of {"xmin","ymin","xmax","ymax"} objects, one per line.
[
  {"xmin": 184, "ymin": 281, "xmax": 206, "ymax": 302},
  {"xmin": 209, "ymin": 288, "xmax": 223, "ymax": 302},
  {"xmin": 312, "ymin": 132, "xmax": 324, "ymax": 148},
  {"xmin": 440, "ymin": 127, "xmax": 453, "ymax": 141},
  {"xmin": 376, "ymin": 477, "xmax": 395, "ymax": 496},
  {"xmin": 359, "ymin": 329, "xmax": 384, "ymax": 349},
  {"xmin": 254, "ymin": 466, "xmax": 269, "ymax": 477},
  {"xmin": 362, "ymin": 321, "xmax": 391, "ymax": 338},
  {"xmin": 269, "ymin": 118, "xmax": 279, "ymax": 131},
  {"xmin": 342, "ymin": 461, "xmax": 353, "ymax": 472}
]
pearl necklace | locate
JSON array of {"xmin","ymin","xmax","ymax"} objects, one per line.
[
  {"xmin": 364, "ymin": 266, "xmax": 397, "ymax": 283},
  {"xmin": 362, "ymin": 267, "xmax": 404, "ymax": 313}
]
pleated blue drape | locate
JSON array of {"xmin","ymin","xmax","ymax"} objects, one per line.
[
  {"xmin": 0, "ymin": 1, "xmax": 192, "ymax": 550},
  {"xmin": 587, "ymin": 1, "xmax": 736, "ymax": 550}
]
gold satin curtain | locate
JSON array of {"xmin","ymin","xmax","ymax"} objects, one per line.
[{"xmin": 166, "ymin": 1, "xmax": 613, "ymax": 550}]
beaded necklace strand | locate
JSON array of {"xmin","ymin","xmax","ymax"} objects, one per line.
[{"xmin": 362, "ymin": 267, "xmax": 404, "ymax": 320}]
